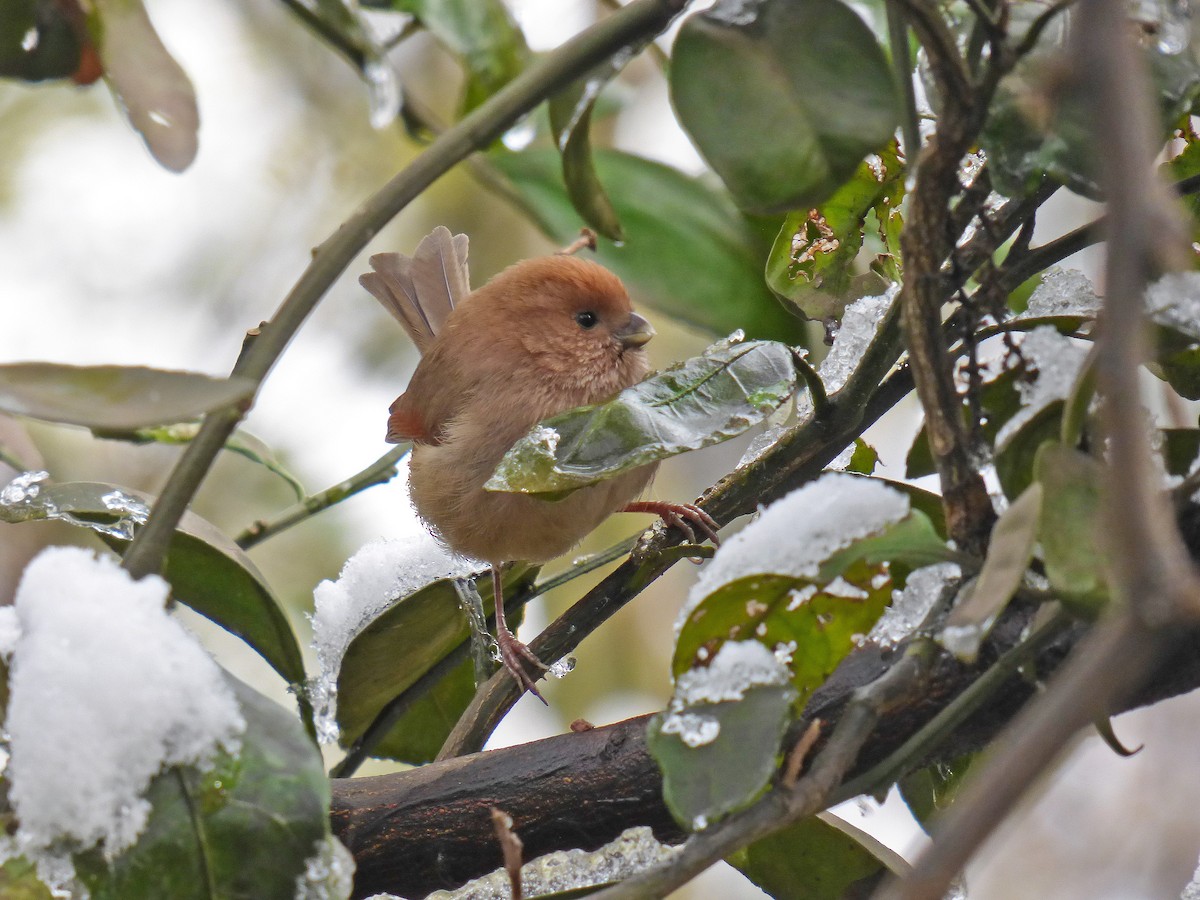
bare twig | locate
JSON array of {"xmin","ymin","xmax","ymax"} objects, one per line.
[{"xmin": 491, "ymin": 808, "xmax": 525, "ymax": 900}]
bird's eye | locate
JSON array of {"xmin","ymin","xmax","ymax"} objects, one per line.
[{"xmin": 575, "ymin": 311, "xmax": 599, "ymax": 329}]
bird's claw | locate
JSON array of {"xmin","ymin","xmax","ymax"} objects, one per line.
[
  {"xmin": 496, "ymin": 625, "xmax": 549, "ymax": 705},
  {"xmin": 623, "ymin": 500, "xmax": 721, "ymax": 553}
]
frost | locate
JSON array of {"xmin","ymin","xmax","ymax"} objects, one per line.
[
  {"xmin": 818, "ymin": 285, "xmax": 899, "ymax": 395},
  {"xmin": 2, "ymin": 546, "xmax": 244, "ymax": 878},
  {"xmin": 531, "ymin": 425, "xmax": 560, "ymax": 453},
  {"xmin": 995, "ymin": 327, "xmax": 1089, "ymax": 448},
  {"xmin": 660, "ymin": 712, "xmax": 721, "ymax": 747},
  {"xmin": 294, "ymin": 834, "xmax": 356, "ymax": 900},
  {"xmin": 1147, "ymin": 271, "xmax": 1200, "ymax": 337},
  {"xmin": 673, "ymin": 640, "xmax": 789, "ymax": 706},
  {"xmin": 940, "ymin": 621, "xmax": 992, "ymax": 659},
  {"xmin": 1021, "ymin": 267, "xmax": 1100, "ymax": 319},
  {"xmin": 309, "ymin": 459, "xmax": 485, "ymax": 744},
  {"xmin": 681, "ymin": 473, "xmax": 910, "ymax": 626},
  {"xmin": 417, "ymin": 826, "xmax": 680, "ymax": 900},
  {"xmin": 870, "ymin": 563, "xmax": 962, "ymax": 647},
  {"xmin": 705, "ymin": 0, "xmax": 759, "ymax": 25}
]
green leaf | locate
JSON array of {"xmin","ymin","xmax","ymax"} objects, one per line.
[
  {"xmin": 382, "ymin": 0, "xmax": 529, "ymax": 112},
  {"xmin": 845, "ymin": 438, "xmax": 880, "ymax": 476},
  {"xmin": 995, "ymin": 400, "xmax": 1064, "ymax": 500},
  {"xmin": 0, "ymin": 478, "xmax": 308, "ymax": 693},
  {"xmin": 648, "ymin": 641, "xmax": 795, "ymax": 830},
  {"xmin": 486, "ymin": 338, "xmax": 798, "ymax": 497},
  {"xmin": 729, "ymin": 812, "xmax": 908, "ymax": 898},
  {"xmin": 1034, "ymin": 444, "xmax": 1109, "ymax": 615},
  {"xmin": 940, "ymin": 484, "xmax": 1042, "ymax": 663},
  {"xmin": 76, "ymin": 679, "xmax": 330, "ymax": 900},
  {"xmin": 490, "ymin": 147, "xmax": 806, "ymax": 342},
  {"xmin": 674, "ymin": 562, "xmax": 893, "ymax": 710},
  {"xmin": 1163, "ymin": 428, "xmax": 1200, "ymax": 477},
  {"xmin": 669, "ymin": 0, "xmax": 899, "ymax": 213},
  {"xmin": 0, "ymin": 363, "xmax": 254, "ymax": 431},
  {"xmin": 335, "ymin": 566, "xmax": 534, "ymax": 762},
  {"xmin": 898, "ymin": 753, "xmax": 975, "ymax": 828},
  {"xmin": 548, "ymin": 64, "xmax": 626, "ymax": 241},
  {"xmin": 86, "ymin": 0, "xmax": 199, "ymax": 171},
  {"xmin": 766, "ymin": 140, "xmax": 905, "ymax": 319}
]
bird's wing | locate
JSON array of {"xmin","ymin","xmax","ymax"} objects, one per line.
[{"xmin": 359, "ymin": 226, "xmax": 470, "ymax": 354}]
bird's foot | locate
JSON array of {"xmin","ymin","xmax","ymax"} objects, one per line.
[
  {"xmin": 622, "ymin": 500, "xmax": 721, "ymax": 560},
  {"xmin": 496, "ymin": 624, "xmax": 549, "ymax": 705}
]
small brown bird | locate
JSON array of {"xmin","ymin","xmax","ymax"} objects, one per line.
[{"xmin": 361, "ymin": 227, "xmax": 718, "ymax": 701}]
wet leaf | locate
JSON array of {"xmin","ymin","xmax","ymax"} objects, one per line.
[
  {"xmin": 383, "ymin": 0, "xmax": 529, "ymax": 112},
  {"xmin": 670, "ymin": 0, "xmax": 899, "ymax": 213},
  {"xmin": 486, "ymin": 339, "xmax": 797, "ymax": 497},
  {"xmin": 490, "ymin": 147, "xmax": 806, "ymax": 342},
  {"xmin": 0, "ymin": 478, "xmax": 308, "ymax": 693},
  {"xmin": 648, "ymin": 659, "xmax": 795, "ymax": 831},
  {"xmin": 1034, "ymin": 443, "xmax": 1109, "ymax": 615},
  {"xmin": 76, "ymin": 678, "xmax": 329, "ymax": 900},
  {"xmin": 335, "ymin": 565, "xmax": 534, "ymax": 762},
  {"xmin": 729, "ymin": 812, "xmax": 908, "ymax": 898},
  {"xmin": 86, "ymin": 0, "xmax": 198, "ymax": 171},
  {"xmin": 766, "ymin": 140, "xmax": 905, "ymax": 319},
  {"xmin": 940, "ymin": 483, "xmax": 1042, "ymax": 663},
  {"xmin": 0, "ymin": 363, "xmax": 254, "ymax": 431}
]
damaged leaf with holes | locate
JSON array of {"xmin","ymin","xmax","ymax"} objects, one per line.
[
  {"xmin": 485, "ymin": 338, "xmax": 798, "ymax": 496},
  {"xmin": 766, "ymin": 140, "xmax": 906, "ymax": 321}
]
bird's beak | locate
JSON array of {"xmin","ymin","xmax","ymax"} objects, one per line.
[{"xmin": 616, "ymin": 312, "xmax": 655, "ymax": 348}]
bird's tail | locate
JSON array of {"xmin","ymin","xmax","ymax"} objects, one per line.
[{"xmin": 359, "ymin": 226, "xmax": 470, "ymax": 354}]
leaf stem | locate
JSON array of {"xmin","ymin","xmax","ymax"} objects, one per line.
[{"xmin": 120, "ymin": 0, "xmax": 691, "ymax": 581}]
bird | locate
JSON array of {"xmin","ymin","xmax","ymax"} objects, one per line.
[{"xmin": 361, "ymin": 227, "xmax": 718, "ymax": 701}]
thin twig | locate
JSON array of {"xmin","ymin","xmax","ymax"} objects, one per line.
[
  {"xmin": 236, "ymin": 446, "xmax": 409, "ymax": 549},
  {"xmin": 119, "ymin": 0, "xmax": 691, "ymax": 581}
]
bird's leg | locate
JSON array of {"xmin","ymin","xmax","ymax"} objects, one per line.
[
  {"xmin": 622, "ymin": 501, "xmax": 721, "ymax": 548},
  {"xmin": 492, "ymin": 566, "xmax": 549, "ymax": 705}
]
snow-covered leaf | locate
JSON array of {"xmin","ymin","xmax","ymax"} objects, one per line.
[
  {"xmin": 332, "ymin": 565, "xmax": 534, "ymax": 762},
  {"xmin": 728, "ymin": 812, "xmax": 909, "ymax": 898},
  {"xmin": 0, "ymin": 476, "xmax": 307, "ymax": 691},
  {"xmin": 939, "ymin": 484, "xmax": 1042, "ymax": 663},
  {"xmin": 75, "ymin": 679, "xmax": 330, "ymax": 900},
  {"xmin": 648, "ymin": 641, "xmax": 795, "ymax": 831},
  {"xmin": 486, "ymin": 339, "xmax": 798, "ymax": 497},
  {"xmin": 669, "ymin": 0, "xmax": 899, "ymax": 213},
  {"xmin": 0, "ymin": 363, "xmax": 253, "ymax": 431},
  {"xmin": 1034, "ymin": 444, "xmax": 1109, "ymax": 615}
]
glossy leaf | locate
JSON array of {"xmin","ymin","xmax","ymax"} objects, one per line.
[
  {"xmin": 940, "ymin": 484, "xmax": 1042, "ymax": 663},
  {"xmin": 766, "ymin": 140, "xmax": 905, "ymax": 319},
  {"xmin": 0, "ymin": 478, "xmax": 307, "ymax": 691},
  {"xmin": 76, "ymin": 679, "xmax": 329, "ymax": 900},
  {"xmin": 486, "ymin": 338, "xmax": 798, "ymax": 497},
  {"xmin": 669, "ymin": 0, "xmax": 899, "ymax": 213},
  {"xmin": 383, "ymin": 0, "xmax": 529, "ymax": 112},
  {"xmin": 0, "ymin": 363, "xmax": 254, "ymax": 431},
  {"xmin": 86, "ymin": 0, "xmax": 198, "ymax": 171},
  {"xmin": 1035, "ymin": 444, "xmax": 1109, "ymax": 615},
  {"xmin": 335, "ymin": 566, "xmax": 534, "ymax": 761},
  {"xmin": 729, "ymin": 812, "xmax": 908, "ymax": 898},
  {"xmin": 490, "ymin": 147, "xmax": 806, "ymax": 342}
]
